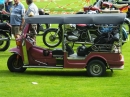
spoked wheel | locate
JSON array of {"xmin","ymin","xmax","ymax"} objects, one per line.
[
  {"xmin": 7, "ymin": 54, "xmax": 27, "ymax": 72},
  {"xmin": 43, "ymin": 28, "xmax": 62, "ymax": 48},
  {"xmin": 87, "ymin": 60, "xmax": 106, "ymax": 77},
  {"xmin": 0, "ymin": 32, "xmax": 10, "ymax": 51}
]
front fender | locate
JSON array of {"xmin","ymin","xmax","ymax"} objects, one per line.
[
  {"xmin": 9, "ymin": 47, "xmax": 22, "ymax": 56},
  {"xmin": 124, "ymin": 18, "xmax": 130, "ymax": 24},
  {"xmin": 44, "ymin": 28, "xmax": 58, "ymax": 33}
]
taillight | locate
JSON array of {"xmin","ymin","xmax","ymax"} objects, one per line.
[
  {"xmin": 119, "ymin": 54, "xmax": 122, "ymax": 60},
  {"xmin": 120, "ymin": 6, "xmax": 128, "ymax": 13}
]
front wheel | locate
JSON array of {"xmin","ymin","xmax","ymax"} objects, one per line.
[
  {"xmin": 0, "ymin": 32, "xmax": 10, "ymax": 51},
  {"xmin": 87, "ymin": 60, "xmax": 106, "ymax": 77},
  {"xmin": 7, "ymin": 54, "xmax": 26, "ymax": 72},
  {"xmin": 43, "ymin": 28, "xmax": 62, "ymax": 48}
]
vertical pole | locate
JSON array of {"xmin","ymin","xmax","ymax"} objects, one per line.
[
  {"xmin": 62, "ymin": 24, "xmax": 66, "ymax": 52},
  {"xmin": 119, "ymin": 24, "xmax": 123, "ymax": 53}
]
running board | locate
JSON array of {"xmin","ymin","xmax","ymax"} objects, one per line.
[{"xmin": 23, "ymin": 65, "xmax": 63, "ymax": 68}]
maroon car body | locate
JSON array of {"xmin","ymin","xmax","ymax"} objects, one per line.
[{"xmin": 7, "ymin": 14, "xmax": 125, "ymax": 77}]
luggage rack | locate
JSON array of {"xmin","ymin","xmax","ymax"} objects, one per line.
[{"xmin": 91, "ymin": 44, "xmax": 120, "ymax": 52}]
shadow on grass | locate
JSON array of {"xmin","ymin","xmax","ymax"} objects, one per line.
[
  {"xmin": 0, "ymin": 69, "xmax": 114, "ymax": 77},
  {"xmin": 25, "ymin": 70, "xmax": 114, "ymax": 77}
]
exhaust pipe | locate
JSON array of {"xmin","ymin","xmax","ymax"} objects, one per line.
[{"xmin": 0, "ymin": 38, "xmax": 10, "ymax": 41}]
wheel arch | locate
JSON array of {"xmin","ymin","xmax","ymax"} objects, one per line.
[
  {"xmin": 9, "ymin": 48, "xmax": 22, "ymax": 57},
  {"xmin": 86, "ymin": 57, "xmax": 108, "ymax": 69},
  {"xmin": 9, "ymin": 48, "xmax": 23, "ymax": 61}
]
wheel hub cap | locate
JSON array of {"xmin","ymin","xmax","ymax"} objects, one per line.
[
  {"xmin": 49, "ymin": 35, "xmax": 56, "ymax": 41},
  {"xmin": 92, "ymin": 65, "xmax": 101, "ymax": 74}
]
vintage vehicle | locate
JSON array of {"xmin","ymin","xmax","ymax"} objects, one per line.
[{"xmin": 7, "ymin": 13, "xmax": 125, "ymax": 77}]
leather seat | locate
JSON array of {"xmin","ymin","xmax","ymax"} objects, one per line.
[{"xmin": 102, "ymin": 9, "xmax": 120, "ymax": 13}]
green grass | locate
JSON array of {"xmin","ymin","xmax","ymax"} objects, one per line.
[
  {"xmin": 22, "ymin": 0, "xmax": 94, "ymax": 13},
  {"xmin": 1, "ymin": 0, "xmax": 130, "ymax": 97},
  {"xmin": 1, "ymin": 37, "xmax": 130, "ymax": 97}
]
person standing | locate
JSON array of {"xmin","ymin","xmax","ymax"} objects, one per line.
[
  {"xmin": 2, "ymin": 0, "xmax": 25, "ymax": 39},
  {"xmin": 25, "ymin": 0, "xmax": 39, "ymax": 40},
  {"xmin": 0, "ymin": 0, "xmax": 5, "ymax": 11},
  {"xmin": 5, "ymin": 0, "xmax": 13, "ymax": 12}
]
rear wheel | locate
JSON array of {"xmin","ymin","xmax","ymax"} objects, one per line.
[
  {"xmin": 7, "ymin": 54, "xmax": 26, "ymax": 72},
  {"xmin": 43, "ymin": 28, "xmax": 62, "ymax": 48},
  {"xmin": 87, "ymin": 60, "xmax": 106, "ymax": 77},
  {"xmin": 0, "ymin": 32, "xmax": 10, "ymax": 51}
]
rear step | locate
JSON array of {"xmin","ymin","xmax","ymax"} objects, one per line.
[{"xmin": 23, "ymin": 65, "xmax": 63, "ymax": 68}]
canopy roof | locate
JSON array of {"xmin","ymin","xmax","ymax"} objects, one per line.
[{"xmin": 25, "ymin": 13, "xmax": 126, "ymax": 24}]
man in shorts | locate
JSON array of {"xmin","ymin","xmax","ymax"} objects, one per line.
[
  {"xmin": 2, "ymin": 0, "xmax": 25, "ymax": 39},
  {"xmin": 25, "ymin": 0, "xmax": 39, "ymax": 40}
]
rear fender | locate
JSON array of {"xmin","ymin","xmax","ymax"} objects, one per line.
[
  {"xmin": 124, "ymin": 18, "xmax": 130, "ymax": 24},
  {"xmin": 86, "ymin": 55, "xmax": 108, "ymax": 67},
  {"xmin": 44, "ymin": 28, "xmax": 62, "ymax": 36},
  {"xmin": 44, "ymin": 28, "xmax": 58, "ymax": 32}
]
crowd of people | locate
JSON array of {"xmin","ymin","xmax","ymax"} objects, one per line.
[{"xmin": 0, "ymin": 0, "xmax": 39, "ymax": 40}]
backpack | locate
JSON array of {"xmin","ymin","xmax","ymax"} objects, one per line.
[{"xmin": 94, "ymin": 29, "xmax": 119, "ymax": 44}]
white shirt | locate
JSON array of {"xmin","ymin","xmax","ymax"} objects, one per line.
[{"xmin": 25, "ymin": 3, "xmax": 39, "ymax": 16}]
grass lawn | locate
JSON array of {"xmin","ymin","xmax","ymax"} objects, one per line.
[
  {"xmin": 0, "ymin": 0, "xmax": 130, "ymax": 97},
  {"xmin": 22, "ymin": 0, "xmax": 93, "ymax": 13}
]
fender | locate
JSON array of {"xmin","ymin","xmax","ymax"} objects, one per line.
[
  {"xmin": 44, "ymin": 28, "xmax": 58, "ymax": 32},
  {"xmin": 124, "ymin": 18, "xmax": 130, "ymax": 34},
  {"xmin": 44, "ymin": 27, "xmax": 62, "ymax": 36},
  {"xmin": 122, "ymin": 27, "xmax": 128, "ymax": 40},
  {"xmin": 86, "ymin": 54, "xmax": 108, "ymax": 68},
  {"xmin": 124, "ymin": 18, "xmax": 130, "ymax": 24},
  {"xmin": 9, "ymin": 47, "xmax": 22, "ymax": 56},
  {"xmin": 87, "ymin": 55, "xmax": 107, "ymax": 63}
]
